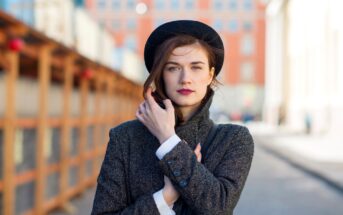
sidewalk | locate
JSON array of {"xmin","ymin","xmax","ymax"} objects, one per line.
[{"xmin": 246, "ymin": 122, "xmax": 343, "ymax": 194}]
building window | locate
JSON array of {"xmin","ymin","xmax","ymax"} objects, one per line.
[
  {"xmin": 228, "ymin": 0, "xmax": 237, "ymax": 10},
  {"xmin": 240, "ymin": 62, "xmax": 255, "ymax": 82},
  {"xmin": 185, "ymin": 0, "xmax": 194, "ymax": 10},
  {"xmin": 213, "ymin": 0, "xmax": 223, "ymax": 10},
  {"xmin": 171, "ymin": 0, "xmax": 180, "ymax": 10},
  {"xmin": 127, "ymin": 19, "xmax": 136, "ymax": 30},
  {"xmin": 75, "ymin": 0, "xmax": 85, "ymax": 7},
  {"xmin": 124, "ymin": 35, "xmax": 137, "ymax": 51},
  {"xmin": 155, "ymin": 0, "xmax": 164, "ymax": 10},
  {"xmin": 240, "ymin": 34, "xmax": 254, "ymax": 55},
  {"xmin": 97, "ymin": 0, "xmax": 106, "ymax": 9},
  {"xmin": 213, "ymin": 19, "xmax": 223, "ymax": 31},
  {"xmin": 127, "ymin": 0, "xmax": 136, "ymax": 10},
  {"xmin": 243, "ymin": 0, "xmax": 253, "ymax": 11},
  {"xmin": 228, "ymin": 20, "xmax": 239, "ymax": 32},
  {"xmin": 112, "ymin": 20, "xmax": 121, "ymax": 31},
  {"xmin": 243, "ymin": 21, "xmax": 253, "ymax": 31},
  {"xmin": 99, "ymin": 20, "xmax": 105, "ymax": 28},
  {"xmin": 112, "ymin": 0, "xmax": 121, "ymax": 9}
]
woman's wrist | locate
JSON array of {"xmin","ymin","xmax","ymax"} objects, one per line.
[{"xmin": 158, "ymin": 131, "xmax": 176, "ymax": 144}]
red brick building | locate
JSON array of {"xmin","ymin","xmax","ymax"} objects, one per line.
[
  {"xmin": 85, "ymin": 0, "xmax": 266, "ymax": 118},
  {"xmin": 85, "ymin": 0, "xmax": 265, "ymax": 84}
]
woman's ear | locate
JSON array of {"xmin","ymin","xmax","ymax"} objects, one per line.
[
  {"xmin": 210, "ymin": 67, "xmax": 215, "ymax": 78},
  {"xmin": 207, "ymin": 67, "xmax": 215, "ymax": 85}
]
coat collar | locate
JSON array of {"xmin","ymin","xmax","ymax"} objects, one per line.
[{"xmin": 175, "ymin": 90, "xmax": 214, "ymax": 149}]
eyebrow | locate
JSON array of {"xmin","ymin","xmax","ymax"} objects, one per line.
[{"xmin": 165, "ymin": 61, "xmax": 206, "ymax": 66}]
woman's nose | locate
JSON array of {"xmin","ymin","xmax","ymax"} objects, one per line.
[{"xmin": 180, "ymin": 69, "xmax": 192, "ymax": 84}]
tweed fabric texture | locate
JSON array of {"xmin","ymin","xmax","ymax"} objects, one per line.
[{"xmin": 92, "ymin": 93, "xmax": 254, "ymax": 215}]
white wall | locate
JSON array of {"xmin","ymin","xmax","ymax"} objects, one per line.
[
  {"xmin": 34, "ymin": 0, "xmax": 74, "ymax": 46},
  {"xmin": 264, "ymin": 0, "xmax": 287, "ymax": 125},
  {"xmin": 265, "ymin": 0, "xmax": 343, "ymax": 135},
  {"xmin": 98, "ymin": 28, "xmax": 116, "ymax": 68},
  {"xmin": 34, "ymin": 2, "xmax": 116, "ymax": 69},
  {"xmin": 116, "ymin": 48, "xmax": 147, "ymax": 84},
  {"xmin": 74, "ymin": 7, "xmax": 101, "ymax": 61}
]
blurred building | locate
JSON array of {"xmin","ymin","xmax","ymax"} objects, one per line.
[
  {"xmin": 0, "ymin": 0, "xmax": 35, "ymax": 25},
  {"xmin": 84, "ymin": 0, "xmax": 266, "ymax": 120},
  {"xmin": 0, "ymin": 0, "xmax": 117, "ymax": 70},
  {"xmin": 264, "ymin": 0, "xmax": 343, "ymax": 135}
]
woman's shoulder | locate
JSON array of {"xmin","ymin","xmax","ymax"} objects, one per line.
[
  {"xmin": 109, "ymin": 119, "xmax": 150, "ymax": 140},
  {"xmin": 110, "ymin": 119, "xmax": 145, "ymax": 134},
  {"xmin": 217, "ymin": 123, "xmax": 251, "ymax": 136},
  {"xmin": 217, "ymin": 123, "xmax": 254, "ymax": 147}
]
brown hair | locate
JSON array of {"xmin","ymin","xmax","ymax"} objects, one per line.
[{"xmin": 143, "ymin": 34, "xmax": 222, "ymax": 124}]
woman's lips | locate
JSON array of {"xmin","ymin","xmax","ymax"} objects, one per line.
[{"xmin": 177, "ymin": 89, "xmax": 194, "ymax": 95}]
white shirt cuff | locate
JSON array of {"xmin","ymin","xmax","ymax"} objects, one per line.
[
  {"xmin": 153, "ymin": 189, "xmax": 175, "ymax": 215},
  {"xmin": 156, "ymin": 134, "xmax": 181, "ymax": 160}
]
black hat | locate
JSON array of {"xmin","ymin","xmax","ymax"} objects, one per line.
[{"xmin": 144, "ymin": 20, "xmax": 224, "ymax": 76}]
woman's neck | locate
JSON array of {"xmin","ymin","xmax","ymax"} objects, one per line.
[
  {"xmin": 177, "ymin": 90, "xmax": 212, "ymax": 124},
  {"xmin": 179, "ymin": 105, "xmax": 200, "ymax": 122}
]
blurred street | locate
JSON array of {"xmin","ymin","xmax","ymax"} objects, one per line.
[{"xmin": 236, "ymin": 140, "xmax": 343, "ymax": 215}]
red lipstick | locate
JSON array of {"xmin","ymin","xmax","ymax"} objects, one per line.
[{"xmin": 177, "ymin": 89, "xmax": 194, "ymax": 95}]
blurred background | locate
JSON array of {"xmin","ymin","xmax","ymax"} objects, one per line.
[{"xmin": 0, "ymin": 0, "xmax": 342, "ymax": 214}]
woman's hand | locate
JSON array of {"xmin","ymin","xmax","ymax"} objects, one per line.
[
  {"xmin": 163, "ymin": 176, "xmax": 179, "ymax": 205},
  {"xmin": 136, "ymin": 87, "xmax": 176, "ymax": 144},
  {"xmin": 194, "ymin": 143, "xmax": 202, "ymax": 162},
  {"xmin": 163, "ymin": 143, "xmax": 202, "ymax": 205}
]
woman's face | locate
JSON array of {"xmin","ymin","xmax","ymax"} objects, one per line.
[{"xmin": 163, "ymin": 43, "xmax": 214, "ymax": 109}]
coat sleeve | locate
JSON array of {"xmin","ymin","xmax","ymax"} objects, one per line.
[
  {"xmin": 91, "ymin": 127, "xmax": 160, "ymax": 215},
  {"xmin": 158, "ymin": 126, "xmax": 254, "ymax": 215}
]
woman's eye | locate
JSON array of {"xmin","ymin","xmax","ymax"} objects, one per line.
[
  {"xmin": 192, "ymin": 66, "xmax": 202, "ymax": 70},
  {"xmin": 167, "ymin": 67, "xmax": 179, "ymax": 72}
]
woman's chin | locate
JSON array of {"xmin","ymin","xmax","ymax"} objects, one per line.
[{"xmin": 172, "ymin": 99, "xmax": 201, "ymax": 108}]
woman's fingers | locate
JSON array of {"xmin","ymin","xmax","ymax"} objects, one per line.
[
  {"xmin": 136, "ymin": 89, "xmax": 176, "ymax": 143},
  {"xmin": 194, "ymin": 143, "xmax": 202, "ymax": 162},
  {"xmin": 163, "ymin": 99, "xmax": 174, "ymax": 112},
  {"xmin": 145, "ymin": 87, "xmax": 158, "ymax": 109},
  {"xmin": 138, "ymin": 102, "xmax": 145, "ymax": 114},
  {"xmin": 136, "ymin": 109, "xmax": 145, "ymax": 123},
  {"xmin": 138, "ymin": 101, "xmax": 152, "ymax": 116},
  {"xmin": 137, "ymin": 102, "xmax": 149, "ymax": 124}
]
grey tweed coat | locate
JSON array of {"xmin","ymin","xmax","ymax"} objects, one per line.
[{"xmin": 92, "ymin": 93, "xmax": 254, "ymax": 215}]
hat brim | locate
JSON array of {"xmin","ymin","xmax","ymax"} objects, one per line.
[{"xmin": 144, "ymin": 20, "xmax": 224, "ymax": 76}]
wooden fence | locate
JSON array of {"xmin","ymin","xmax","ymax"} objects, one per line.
[{"xmin": 0, "ymin": 11, "xmax": 142, "ymax": 215}]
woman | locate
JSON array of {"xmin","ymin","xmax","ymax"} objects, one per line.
[{"xmin": 92, "ymin": 20, "xmax": 254, "ymax": 215}]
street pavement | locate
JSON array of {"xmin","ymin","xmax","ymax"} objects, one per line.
[
  {"xmin": 246, "ymin": 122, "xmax": 343, "ymax": 194},
  {"xmin": 235, "ymin": 143, "xmax": 343, "ymax": 215}
]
